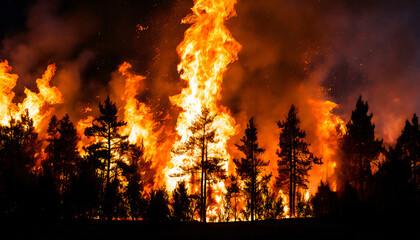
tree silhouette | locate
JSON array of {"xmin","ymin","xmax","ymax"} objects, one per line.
[
  {"xmin": 44, "ymin": 114, "xmax": 80, "ymax": 217},
  {"xmin": 396, "ymin": 114, "xmax": 420, "ymax": 189},
  {"xmin": 123, "ymin": 144, "xmax": 149, "ymax": 220},
  {"xmin": 374, "ymin": 145, "xmax": 413, "ymax": 218},
  {"xmin": 171, "ymin": 180, "xmax": 192, "ymax": 221},
  {"xmin": 0, "ymin": 110, "xmax": 39, "ymax": 218},
  {"xmin": 260, "ymin": 175, "xmax": 284, "ymax": 220},
  {"xmin": 234, "ymin": 117, "xmax": 270, "ymax": 221},
  {"xmin": 224, "ymin": 175, "xmax": 240, "ymax": 221},
  {"xmin": 84, "ymin": 96, "xmax": 129, "ymax": 219},
  {"xmin": 145, "ymin": 188, "xmax": 170, "ymax": 222},
  {"xmin": 312, "ymin": 181, "xmax": 338, "ymax": 218},
  {"xmin": 276, "ymin": 105, "xmax": 321, "ymax": 217},
  {"xmin": 67, "ymin": 154, "xmax": 101, "ymax": 219},
  {"xmin": 172, "ymin": 106, "xmax": 226, "ymax": 222},
  {"xmin": 340, "ymin": 96, "xmax": 383, "ymax": 196}
]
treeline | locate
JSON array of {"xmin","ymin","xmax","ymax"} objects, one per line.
[
  {"xmin": 313, "ymin": 96, "xmax": 420, "ymax": 220},
  {"xmin": 0, "ymin": 96, "xmax": 419, "ymax": 222}
]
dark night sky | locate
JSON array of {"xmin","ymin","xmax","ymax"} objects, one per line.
[{"xmin": 1, "ymin": 0, "xmax": 420, "ymax": 144}]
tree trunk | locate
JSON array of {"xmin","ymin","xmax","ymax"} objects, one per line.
[
  {"xmin": 200, "ymin": 125, "xmax": 206, "ymax": 223},
  {"xmin": 106, "ymin": 126, "xmax": 111, "ymax": 219},
  {"xmin": 290, "ymin": 133, "xmax": 296, "ymax": 218},
  {"xmin": 200, "ymin": 145, "xmax": 205, "ymax": 222},
  {"xmin": 289, "ymin": 149, "xmax": 293, "ymax": 218},
  {"xmin": 203, "ymin": 143, "xmax": 207, "ymax": 223},
  {"xmin": 359, "ymin": 152, "xmax": 363, "ymax": 198},
  {"xmin": 251, "ymin": 144, "xmax": 255, "ymax": 221}
]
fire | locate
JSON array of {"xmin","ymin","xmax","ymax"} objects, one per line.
[
  {"xmin": 119, "ymin": 62, "xmax": 150, "ymax": 145},
  {"xmin": 119, "ymin": 61, "xmax": 172, "ymax": 190},
  {"xmin": 0, "ymin": 60, "xmax": 18, "ymax": 125},
  {"xmin": 165, "ymin": 0, "xmax": 242, "ymax": 220},
  {"xmin": 76, "ymin": 115, "xmax": 95, "ymax": 156},
  {"xmin": 0, "ymin": 60, "xmax": 62, "ymax": 132},
  {"xmin": 308, "ymin": 99, "xmax": 346, "ymax": 193}
]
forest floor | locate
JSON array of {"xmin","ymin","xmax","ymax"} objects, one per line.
[{"xmin": 3, "ymin": 217, "xmax": 416, "ymax": 240}]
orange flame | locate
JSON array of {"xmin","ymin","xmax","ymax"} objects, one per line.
[
  {"xmin": 0, "ymin": 60, "xmax": 18, "ymax": 125},
  {"xmin": 165, "ymin": 0, "xmax": 242, "ymax": 220},
  {"xmin": 119, "ymin": 61, "xmax": 173, "ymax": 190},
  {"xmin": 0, "ymin": 60, "xmax": 62, "ymax": 132},
  {"xmin": 308, "ymin": 99, "xmax": 346, "ymax": 193}
]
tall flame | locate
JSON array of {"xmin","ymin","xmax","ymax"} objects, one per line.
[
  {"xmin": 119, "ymin": 62, "xmax": 172, "ymax": 190},
  {"xmin": 308, "ymin": 99, "xmax": 346, "ymax": 193},
  {"xmin": 0, "ymin": 60, "xmax": 18, "ymax": 125},
  {"xmin": 165, "ymin": 0, "xmax": 242, "ymax": 219},
  {"xmin": 0, "ymin": 60, "xmax": 62, "ymax": 131}
]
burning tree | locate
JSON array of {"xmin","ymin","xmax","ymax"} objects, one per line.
[
  {"xmin": 172, "ymin": 107, "xmax": 227, "ymax": 222},
  {"xmin": 166, "ymin": 0, "xmax": 241, "ymax": 222},
  {"xmin": 340, "ymin": 96, "xmax": 383, "ymax": 196},
  {"xmin": 84, "ymin": 96, "xmax": 129, "ymax": 218},
  {"xmin": 276, "ymin": 105, "xmax": 322, "ymax": 217},
  {"xmin": 234, "ymin": 117, "xmax": 270, "ymax": 221}
]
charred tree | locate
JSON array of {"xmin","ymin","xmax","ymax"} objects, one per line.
[
  {"xmin": 276, "ymin": 105, "xmax": 321, "ymax": 217},
  {"xmin": 340, "ymin": 96, "xmax": 383, "ymax": 197},
  {"xmin": 234, "ymin": 117, "xmax": 270, "ymax": 221},
  {"xmin": 84, "ymin": 96, "xmax": 129, "ymax": 219}
]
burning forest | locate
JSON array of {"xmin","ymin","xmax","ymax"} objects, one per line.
[{"xmin": 0, "ymin": 0, "xmax": 419, "ymax": 231}]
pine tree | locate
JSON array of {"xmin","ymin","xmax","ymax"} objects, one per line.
[
  {"xmin": 44, "ymin": 114, "xmax": 80, "ymax": 213},
  {"xmin": 172, "ymin": 180, "xmax": 192, "ymax": 221},
  {"xmin": 123, "ymin": 144, "xmax": 150, "ymax": 220},
  {"xmin": 84, "ymin": 96, "xmax": 129, "ymax": 219},
  {"xmin": 146, "ymin": 188, "xmax": 170, "ymax": 222},
  {"xmin": 0, "ymin": 110, "xmax": 40, "ymax": 217},
  {"xmin": 340, "ymin": 96, "xmax": 383, "ymax": 196},
  {"xmin": 233, "ymin": 117, "xmax": 270, "ymax": 221},
  {"xmin": 172, "ymin": 106, "xmax": 226, "ymax": 222},
  {"xmin": 396, "ymin": 114, "xmax": 420, "ymax": 188},
  {"xmin": 276, "ymin": 105, "xmax": 321, "ymax": 217},
  {"xmin": 225, "ymin": 175, "xmax": 240, "ymax": 221}
]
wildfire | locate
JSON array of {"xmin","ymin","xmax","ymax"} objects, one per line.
[
  {"xmin": 0, "ymin": 60, "xmax": 18, "ymax": 126},
  {"xmin": 308, "ymin": 99, "xmax": 346, "ymax": 193},
  {"xmin": 119, "ymin": 61, "xmax": 172, "ymax": 190},
  {"xmin": 165, "ymin": 0, "xmax": 242, "ymax": 220},
  {"xmin": 0, "ymin": 60, "xmax": 62, "ymax": 132}
]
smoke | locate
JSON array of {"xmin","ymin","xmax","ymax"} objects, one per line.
[
  {"xmin": 1, "ymin": 0, "xmax": 419, "ymax": 191},
  {"xmin": 219, "ymin": 0, "xmax": 420, "ymax": 191},
  {"xmin": 1, "ymin": 0, "xmax": 98, "ymax": 122}
]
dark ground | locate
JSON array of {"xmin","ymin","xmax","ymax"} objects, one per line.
[{"xmin": 2, "ymin": 218, "xmax": 417, "ymax": 240}]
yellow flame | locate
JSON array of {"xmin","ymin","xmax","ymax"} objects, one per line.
[
  {"xmin": 0, "ymin": 60, "xmax": 62, "ymax": 131},
  {"xmin": 165, "ymin": 0, "xmax": 242, "ymax": 221},
  {"xmin": 308, "ymin": 99, "xmax": 346, "ymax": 194},
  {"xmin": 0, "ymin": 60, "xmax": 18, "ymax": 125}
]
